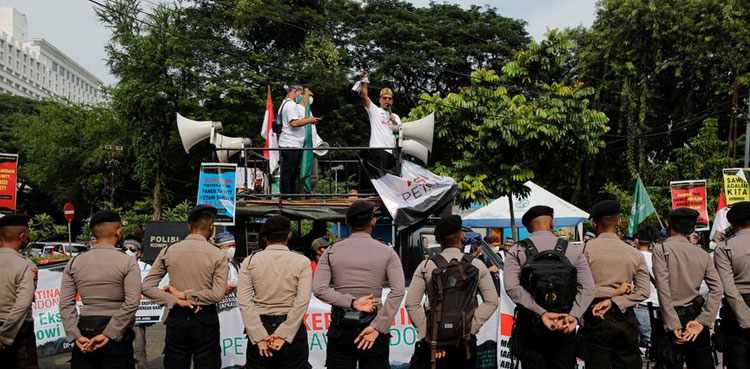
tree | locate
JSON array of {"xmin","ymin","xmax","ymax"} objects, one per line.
[{"xmin": 409, "ymin": 31, "xmax": 609, "ymax": 217}]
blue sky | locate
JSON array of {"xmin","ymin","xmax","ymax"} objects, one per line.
[{"xmin": 3, "ymin": 0, "xmax": 599, "ymax": 85}]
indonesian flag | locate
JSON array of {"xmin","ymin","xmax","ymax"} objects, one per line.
[
  {"xmin": 710, "ymin": 192, "xmax": 729, "ymax": 245},
  {"xmin": 260, "ymin": 86, "xmax": 279, "ymax": 174}
]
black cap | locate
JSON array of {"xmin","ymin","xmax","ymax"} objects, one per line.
[
  {"xmin": 590, "ymin": 200, "xmax": 620, "ymax": 221},
  {"xmin": 90, "ymin": 210, "xmax": 121, "ymax": 229},
  {"xmin": 728, "ymin": 201, "xmax": 750, "ymax": 225},
  {"xmin": 0, "ymin": 214, "xmax": 31, "ymax": 228},
  {"xmin": 434, "ymin": 215, "xmax": 462, "ymax": 240},
  {"xmin": 260, "ymin": 215, "xmax": 291, "ymax": 236},
  {"xmin": 188, "ymin": 204, "xmax": 218, "ymax": 223},
  {"xmin": 521, "ymin": 205, "xmax": 554, "ymax": 228},
  {"xmin": 668, "ymin": 207, "xmax": 700, "ymax": 222},
  {"xmin": 346, "ymin": 201, "xmax": 375, "ymax": 221}
]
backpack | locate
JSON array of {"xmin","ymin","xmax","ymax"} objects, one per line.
[
  {"xmin": 272, "ymin": 100, "xmax": 291, "ymax": 135},
  {"xmin": 518, "ymin": 238, "xmax": 577, "ymax": 313},
  {"xmin": 425, "ymin": 254, "xmax": 479, "ymax": 368}
]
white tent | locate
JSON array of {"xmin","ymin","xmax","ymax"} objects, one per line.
[{"xmin": 462, "ymin": 181, "xmax": 589, "ymax": 229}]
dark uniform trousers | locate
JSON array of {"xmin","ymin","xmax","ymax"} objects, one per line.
[
  {"xmin": 0, "ymin": 320, "xmax": 39, "ymax": 369},
  {"xmin": 280, "ymin": 149, "xmax": 301, "ymax": 195},
  {"xmin": 583, "ymin": 301, "xmax": 642, "ymax": 369},
  {"xmin": 71, "ymin": 316, "xmax": 135, "ymax": 369},
  {"xmin": 653, "ymin": 298, "xmax": 713, "ymax": 369},
  {"xmin": 325, "ymin": 323, "xmax": 390, "ymax": 369},
  {"xmin": 512, "ymin": 310, "xmax": 577, "ymax": 369},
  {"xmin": 245, "ymin": 315, "xmax": 311, "ymax": 369},
  {"xmin": 409, "ymin": 337, "xmax": 477, "ymax": 369},
  {"xmin": 720, "ymin": 299, "xmax": 750, "ymax": 369},
  {"xmin": 164, "ymin": 305, "xmax": 221, "ymax": 369}
]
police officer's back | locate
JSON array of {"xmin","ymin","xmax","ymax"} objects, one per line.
[
  {"xmin": 714, "ymin": 201, "xmax": 750, "ymax": 369},
  {"xmin": 582, "ymin": 200, "xmax": 650, "ymax": 369},
  {"xmin": 0, "ymin": 214, "xmax": 38, "ymax": 369},
  {"xmin": 312, "ymin": 200, "xmax": 406, "ymax": 369},
  {"xmin": 238, "ymin": 215, "xmax": 313, "ymax": 369},
  {"xmin": 503, "ymin": 205, "xmax": 595, "ymax": 369},
  {"xmin": 405, "ymin": 215, "xmax": 498, "ymax": 368},
  {"xmin": 141, "ymin": 205, "xmax": 228, "ymax": 369},
  {"xmin": 59, "ymin": 210, "xmax": 141, "ymax": 369},
  {"xmin": 652, "ymin": 208, "xmax": 723, "ymax": 368}
]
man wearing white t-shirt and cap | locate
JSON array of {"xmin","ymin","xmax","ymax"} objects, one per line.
[
  {"xmin": 356, "ymin": 71, "xmax": 400, "ymax": 172},
  {"xmin": 278, "ymin": 84, "xmax": 322, "ymax": 195}
]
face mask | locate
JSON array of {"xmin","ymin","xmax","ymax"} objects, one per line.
[
  {"xmin": 492, "ymin": 246, "xmax": 500, "ymax": 253},
  {"xmin": 225, "ymin": 247, "xmax": 235, "ymax": 259},
  {"xmin": 308, "ymin": 96, "xmax": 313, "ymax": 105},
  {"xmin": 124, "ymin": 249, "xmax": 137, "ymax": 258},
  {"xmin": 709, "ymin": 241, "xmax": 717, "ymax": 250},
  {"xmin": 294, "ymin": 95, "xmax": 303, "ymax": 104}
]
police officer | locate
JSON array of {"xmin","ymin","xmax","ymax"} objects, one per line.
[
  {"xmin": 583, "ymin": 200, "xmax": 650, "ymax": 368},
  {"xmin": 238, "ymin": 215, "xmax": 313, "ymax": 369},
  {"xmin": 405, "ymin": 215, "xmax": 498, "ymax": 368},
  {"xmin": 141, "ymin": 205, "xmax": 228, "ymax": 369},
  {"xmin": 503, "ymin": 205, "xmax": 595, "ymax": 369},
  {"xmin": 312, "ymin": 200, "xmax": 406, "ymax": 369},
  {"xmin": 122, "ymin": 238, "xmax": 151, "ymax": 369},
  {"xmin": 652, "ymin": 208, "xmax": 723, "ymax": 368},
  {"xmin": 0, "ymin": 214, "xmax": 38, "ymax": 369},
  {"xmin": 59, "ymin": 210, "xmax": 141, "ymax": 369},
  {"xmin": 714, "ymin": 201, "xmax": 750, "ymax": 368}
]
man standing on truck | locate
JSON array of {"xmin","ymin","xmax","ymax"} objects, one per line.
[{"xmin": 312, "ymin": 200, "xmax": 406, "ymax": 369}]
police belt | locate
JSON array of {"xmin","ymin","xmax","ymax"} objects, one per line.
[
  {"xmin": 331, "ymin": 306, "xmax": 377, "ymax": 328},
  {"xmin": 674, "ymin": 295, "xmax": 705, "ymax": 322}
]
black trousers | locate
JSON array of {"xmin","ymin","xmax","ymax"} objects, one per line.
[
  {"xmin": 583, "ymin": 304, "xmax": 642, "ymax": 369},
  {"xmin": 245, "ymin": 315, "xmax": 310, "ymax": 369},
  {"xmin": 71, "ymin": 316, "xmax": 135, "ymax": 369},
  {"xmin": 653, "ymin": 318, "xmax": 713, "ymax": 369},
  {"xmin": 0, "ymin": 320, "xmax": 39, "ymax": 369},
  {"xmin": 513, "ymin": 312, "xmax": 577, "ymax": 369},
  {"xmin": 164, "ymin": 306, "xmax": 221, "ymax": 369},
  {"xmin": 721, "ymin": 303, "xmax": 750, "ymax": 369},
  {"xmin": 280, "ymin": 149, "xmax": 301, "ymax": 195},
  {"xmin": 325, "ymin": 323, "xmax": 390, "ymax": 369},
  {"xmin": 409, "ymin": 337, "xmax": 477, "ymax": 369}
]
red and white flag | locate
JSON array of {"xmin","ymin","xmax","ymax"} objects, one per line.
[
  {"xmin": 260, "ymin": 85, "xmax": 279, "ymax": 174},
  {"xmin": 710, "ymin": 191, "xmax": 729, "ymax": 246}
]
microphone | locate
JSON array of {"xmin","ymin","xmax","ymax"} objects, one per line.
[{"xmin": 388, "ymin": 106, "xmax": 393, "ymax": 123}]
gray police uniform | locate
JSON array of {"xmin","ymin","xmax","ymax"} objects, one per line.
[
  {"xmin": 652, "ymin": 235, "xmax": 723, "ymax": 368},
  {"xmin": 312, "ymin": 232, "xmax": 406, "ymax": 369},
  {"xmin": 0, "ymin": 247, "xmax": 38, "ymax": 369},
  {"xmin": 59, "ymin": 243, "xmax": 142, "ymax": 369},
  {"xmin": 715, "ymin": 228, "xmax": 750, "ymax": 368}
]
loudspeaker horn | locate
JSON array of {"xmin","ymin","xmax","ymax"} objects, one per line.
[
  {"xmin": 314, "ymin": 141, "xmax": 330, "ymax": 156},
  {"xmin": 401, "ymin": 113, "xmax": 434, "ymax": 152},
  {"xmin": 177, "ymin": 113, "xmax": 223, "ymax": 153},
  {"xmin": 214, "ymin": 134, "xmax": 252, "ymax": 163},
  {"xmin": 402, "ymin": 140, "xmax": 430, "ymax": 165}
]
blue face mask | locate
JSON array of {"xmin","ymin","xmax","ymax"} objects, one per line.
[{"xmin": 294, "ymin": 95, "xmax": 303, "ymax": 103}]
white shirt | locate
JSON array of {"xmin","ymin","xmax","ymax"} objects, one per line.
[
  {"xmin": 294, "ymin": 104, "xmax": 325, "ymax": 152},
  {"xmin": 641, "ymin": 250, "xmax": 659, "ymax": 306},
  {"xmin": 227, "ymin": 261, "xmax": 239, "ymax": 286},
  {"xmin": 366, "ymin": 104, "xmax": 399, "ymax": 153},
  {"xmin": 278, "ymin": 98, "xmax": 305, "ymax": 148}
]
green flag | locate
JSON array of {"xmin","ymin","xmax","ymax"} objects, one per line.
[
  {"xmin": 300, "ymin": 100, "xmax": 314, "ymax": 193},
  {"xmin": 627, "ymin": 177, "xmax": 655, "ymax": 237}
]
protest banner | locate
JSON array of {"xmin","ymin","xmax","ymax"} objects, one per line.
[
  {"xmin": 723, "ymin": 168, "xmax": 750, "ymax": 206},
  {"xmin": 0, "ymin": 153, "xmax": 18, "ymax": 212},
  {"xmin": 670, "ymin": 180, "xmax": 710, "ymax": 231},
  {"xmin": 197, "ymin": 163, "xmax": 237, "ymax": 226},
  {"xmin": 142, "ymin": 221, "xmax": 189, "ymax": 264}
]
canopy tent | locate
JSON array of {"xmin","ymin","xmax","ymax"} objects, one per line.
[{"xmin": 462, "ymin": 181, "xmax": 589, "ymax": 228}]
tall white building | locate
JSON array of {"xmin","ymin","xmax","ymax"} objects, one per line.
[{"xmin": 0, "ymin": 7, "xmax": 103, "ymax": 104}]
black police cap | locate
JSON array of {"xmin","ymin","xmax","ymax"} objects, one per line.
[
  {"xmin": 260, "ymin": 215, "xmax": 291, "ymax": 236},
  {"xmin": 434, "ymin": 215, "xmax": 462, "ymax": 239},
  {"xmin": 668, "ymin": 207, "xmax": 700, "ymax": 222},
  {"xmin": 188, "ymin": 204, "xmax": 218, "ymax": 223},
  {"xmin": 90, "ymin": 210, "xmax": 121, "ymax": 229},
  {"xmin": 522, "ymin": 205, "xmax": 554, "ymax": 228},
  {"xmin": 728, "ymin": 201, "xmax": 750, "ymax": 225},
  {"xmin": 0, "ymin": 214, "xmax": 31, "ymax": 228},
  {"xmin": 590, "ymin": 200, "xmax": 621, "ymax": 221},
  {"xmin": 346, "ymin": 200, "xmax": 375, "ymax": 220}
]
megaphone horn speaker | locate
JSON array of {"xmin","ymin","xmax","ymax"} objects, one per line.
[
  {"xmin": 402, "ymin": 139, "xmax": 429, "ymax": 165},
  {"xmin": 401, "ymin": 112, "xmax": 434, "ymax": 152},
  {"xmin": 177, "ymin": 113, "xmax": 223, "ymax": 153},
  {"xmin": 214, "ymin": 134, "xmax": 252, "ymax": 163}
]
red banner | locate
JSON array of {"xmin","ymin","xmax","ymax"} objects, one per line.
[
  {"xmin": 0, "ymin": 153, "xmax": 18, "ymax": 212},
  {"xmin": 670, "ymin": 180, "xmax": 709, "ymax": 231}
]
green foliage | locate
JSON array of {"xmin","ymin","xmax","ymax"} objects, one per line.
[
  {"xmin": 29, "ymin": 213, "xmax": 67, "ymax": 242},
  {"xmin": 410, "ymin": 31, "xmax": 608, "ymax": 207}
]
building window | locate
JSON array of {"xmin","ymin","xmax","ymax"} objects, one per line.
[{"xmin": 52, "ymin": 61, "xmax": 58, "ymax": 72}]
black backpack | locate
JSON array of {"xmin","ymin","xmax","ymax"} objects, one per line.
[
  {"xmin": 425, "ymin": 254, "xmax": 479, "ymax": 368},
  {"xmin": 272, "ymin": 100, "xmax": 291, "ymax": 135},
  {"xmin": 518, "ymin": 238, "xmax": 577, "ymax": 313}
]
